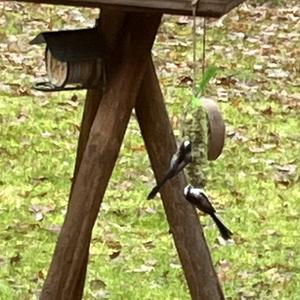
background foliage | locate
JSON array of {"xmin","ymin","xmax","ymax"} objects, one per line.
[{"xmin": 0, "ymin": 0, "xmax": 299, "ymax": 299}]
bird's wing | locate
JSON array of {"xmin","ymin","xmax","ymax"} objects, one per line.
[
  {"xmin": 188, "ymin": 190, "xmax": 216, "ymax": 214},
  {"xmin": 147, "ymin": 150, "xmax": 191, "ymax": 200},
  {"xmin": 199, "ymin": 192, "xmax": 216, "ymax": 213},
  {"xmin": 176, "ymin": 160, "xmax": 188, "ymax": 174}
]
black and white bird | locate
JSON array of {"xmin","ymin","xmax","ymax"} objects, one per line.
[
  {"xmin": 147, "ymin": 140, "xmax": 192, "ymax": 200},
  {"xmin": 184, "ymin": 184, "xmax": 233, "ymax": 240}
]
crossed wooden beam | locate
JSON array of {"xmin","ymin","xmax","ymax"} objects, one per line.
[{"xmin": 40, "ymin": 10, "xmax": 224, "ymax": 300}]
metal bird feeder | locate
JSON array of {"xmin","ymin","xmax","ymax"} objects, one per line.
[{"xmin": 31, "ymin": 27, "xmax": 104, "ymax": 91}]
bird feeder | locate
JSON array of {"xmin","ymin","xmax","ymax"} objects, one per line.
[
  {"xmin": 16, "ymin": 0, "xmax": 245, "ymax": 18},
  {"xmin": 30, "ymin": 27, "xmax": 104, "ymax": 91},
  {"xmin": 203, "ymin": 98, "xmax": 226, "ymax": 160},
  {"xmin": 8, "ymin": 0, "xmax": 246, "ymax": 298}
]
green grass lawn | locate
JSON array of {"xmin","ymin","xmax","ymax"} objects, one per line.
[{"xmin": 0, "ymin": 1, "xmax": 299, "ymax": 299}]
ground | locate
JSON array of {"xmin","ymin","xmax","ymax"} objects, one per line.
[{"xmin": 0, "ymin": 0, "xmax": 299, "ymax": 299}]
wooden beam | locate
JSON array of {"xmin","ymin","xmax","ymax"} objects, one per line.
[
  {"xmin": 11, "ymin": 0, "xmax": 245, "ymax": 17},
  {"xmin": 68, "ymin": 9, "xmax": 126, "ymax": 204},
  {"xmin": 69, "ymin": 88, "xmax": 102, "ymax": 200},
  {"xmin": 66, "ymin": 11, "xmax": 126, "ymax": 299},
  {"xmin": 135, "ymin": 58, "xmax": 225, "ymax": 300},
  {"xmin": 40, "ymin": 12, "xmax": 162, "ymax": 300},
  {"xmin": 66, "ymin": 87, "xmax": 104, "ymax": 300}
]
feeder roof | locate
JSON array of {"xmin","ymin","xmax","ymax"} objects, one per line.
[
  {"xmin": 30, "ymin": 28, "xmax": 104, "ymax": 62},
  {"xmin": 15, "ymin": 0, "xmax": 245, "ymax": 17}
]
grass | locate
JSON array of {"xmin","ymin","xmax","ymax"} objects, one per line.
[{"xmin": 0, "ymin": 1, "xmax": 299, "ymax": 299}]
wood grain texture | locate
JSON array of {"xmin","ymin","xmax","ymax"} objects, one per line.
[
  {"xmin": 135, "ymin": 58, "xmax": 225, "ymax": 300},
  {"xmin": 10, "ymin": 0, "xmax": 245, "ymax": 17},
  {"xmin": 66, "ymin": 11, "xmax": 126, "ymax": 300},
  {"xmin": 40, "ymin": 12, "xmax": 162, "ymax": 300},
  {"xmin": 65, "ymin": 85, "xmax": 104, "ymax": 300},
  {"xmin": 68, "ymin": 9, "xmax": 126, "ymax": 204}
]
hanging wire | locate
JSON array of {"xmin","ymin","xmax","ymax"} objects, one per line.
[
  {"xmin": 202, "ymin": 17, "xmax": 206, "ymax": 77},
  {"xmin": 191, "ymin": 0, "xmax": 198, "ymax": 95},
  {"xmin": 191, "ymin": 0, "xmax": 207, "ymax": 96}
]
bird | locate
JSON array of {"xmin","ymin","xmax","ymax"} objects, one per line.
[
  {"xmin": 147, "ymin": 140, "xmax": 192, "ymax": 200},
  {"xmin": 183, "ymin": 184, "xmax": 233, "ymax": 240}
]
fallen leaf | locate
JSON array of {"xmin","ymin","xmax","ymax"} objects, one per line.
[
  {"xmin": 266, "ymin": 68, "xmax": 289, "ymax": 79},
  {"xmin": 90, "ymin": 279, "xmax": 106, "ymax": 290},
  {"xmin": 178, "ymin": 75, "xmax": 193, "ymax": 85},
  {"xmin": 109, "ymin": 250, "xmax": 121, "ymax": 260},
  {"xmin": 261, "ymin": 106, "xmax": 273, "ymax": 115},
  {"xmin": 37, "ymin": 270, "xmax": 44, "ymax": 280},
  {"xmin": 0, "ymin": 257, "xmax": 6, "ymax": 267},
  {"xmin": 45, "ymin": 224, "xmax": 61, "ymax": 234},
  {"xmin": 104, "ymin": 237, "xmax": 122, "ymax": 251},
  {"xmin": 170, "ymin": 263, "xmax": 181, "ymax": 269},
  {"xmin": 249, "ymin": 143, "xmax": 276, "ymax": 153},
  {"xmin": 133, "ymin": 264, "xmax": 155, "ymax": 273},
  {"xmin": 10, "ymin": 253, "xmax": 22, "ymax": 264},
  {"xmin": 275, "ymin": 164, "xmax": 296, "ymax": 174}
]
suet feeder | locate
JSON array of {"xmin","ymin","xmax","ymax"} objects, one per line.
[
  {"xmin": 203, "ymin": 98, "xmax": 226, "ymax": 160},
  {"xmin": 30, "ymin": 27, "xmax": 104, "ymax": 91}
]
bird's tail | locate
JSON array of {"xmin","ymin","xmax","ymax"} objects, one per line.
[
  {"xmin": 210, "ymin": 213, "xmax": 233, "ymax": 240},
  {"xmin": 147, "ymin": 185, "xmax": 161, "ymax": 199},
  {"xmin": 147, "ymin": 176, "xmax": 169, "ymax": 199},
  {"xmin": 147, "ymin": 161, "xmax": 189, "ymax": 200}
]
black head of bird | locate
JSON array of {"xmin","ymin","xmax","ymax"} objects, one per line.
[
  {"xmin": 183, "ymin": 184, "xmax": 214, "ymax": 214},
  {"xmin": 178, "ymin": 140, "xmax": 192, "ymax": 159},
  {"xmin": 173, "ymin": 139, "xmax": 192, "ymax": 169}
]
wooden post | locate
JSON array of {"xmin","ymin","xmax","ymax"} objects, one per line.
[
  {"xmin": 69, "ymin": 10, "xmax": 126, "ymax": 200},
  {"xmin": 67, "ymin": 87, "xmax": 103, "ymax": 299},
  {"xmin": 135, "ymin": 58, "xmax": 225, "ymax": 300},
  {"xmin": 66, "ymin": 11, "xmax": 127, "ymax": 299},
  {"xmin": 40, "ymin": 13, "xmax": 162, "ymax": 300}
]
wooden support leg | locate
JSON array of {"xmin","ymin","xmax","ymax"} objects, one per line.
[
  {"xmin": 67, "ymin": 11, "xmax": 127, "ymax": 299},
  {"xmin": 67, "ymin": 87, "xmax": 103, "ymax": 300},
  {"xmin": 69, "ymin": 88, "xmax": 102, "ymax": 199},
  {"xmin": 40, "ymin": 13, "xmax": 162, "ymax": 300},
  {"xmin": 135, "ymin": 58, "xmax": 225, "ymax": 300},
  {"xmin": 69, "ymin": 9, "xmax": 127, "ymax": 202}
]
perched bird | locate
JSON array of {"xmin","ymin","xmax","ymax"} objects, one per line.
[
  {"xmin": 147, "ymin": 140, "xmax": 192, "ymax": 199},
  {"xmin": 184, "ymin": 184, "xmax": 233, "ymax": 240}
]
